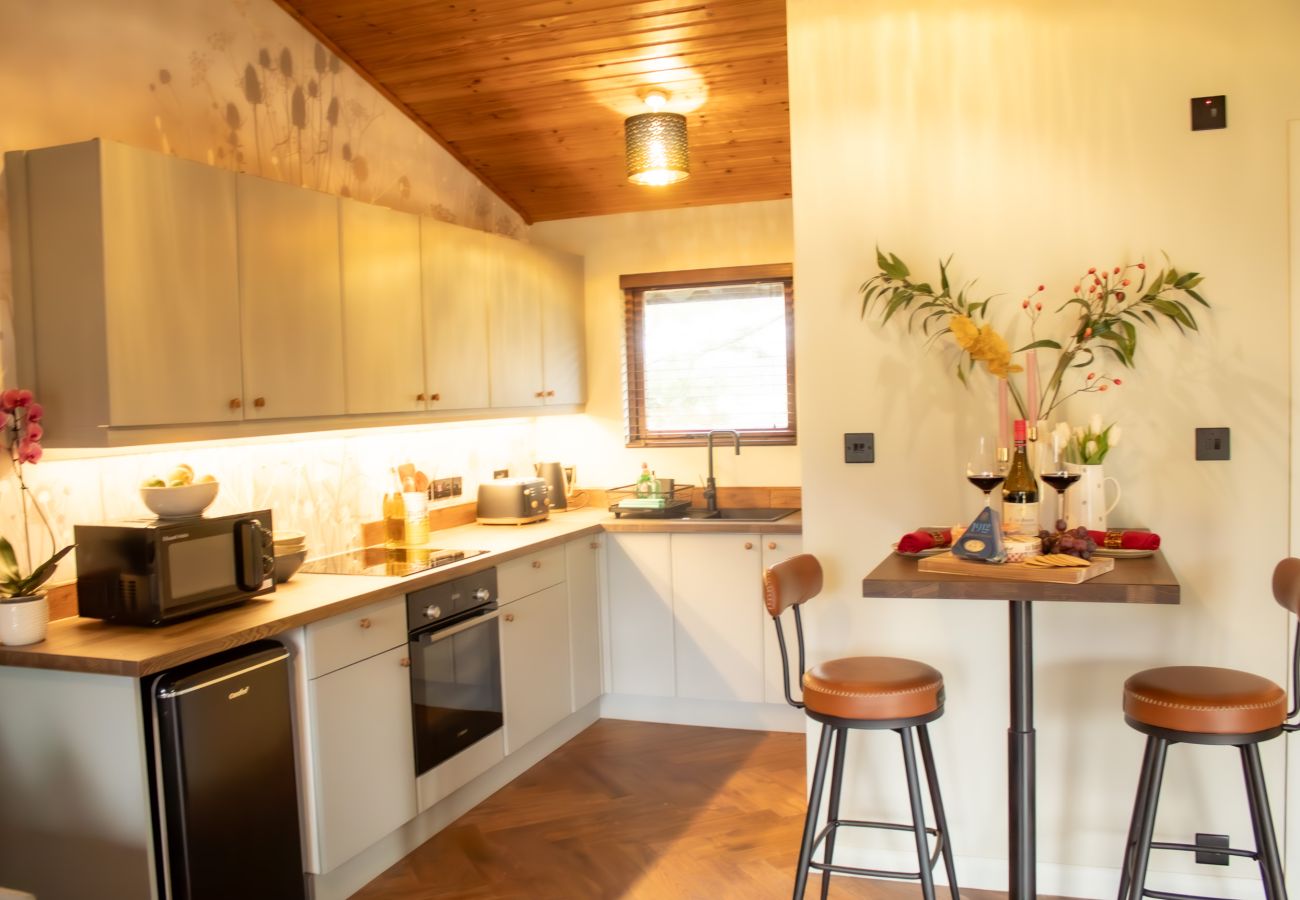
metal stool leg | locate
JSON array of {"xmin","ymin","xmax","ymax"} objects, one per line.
[
  {"xmin": 901, "ymin": 727, "xmax": 937, "ymax": 900},
  {"xmin": 1117, "ymin": 737, "xmax": 1161, "ymax": 900},
  {"xmin": 794, "ymin": 724, "xmax": 835, "ymax": 900},
  {"xmin": 1126, "ymin": 737, "xmax": 1169, "ymax": 900},
  {"xmin": 918, "ymin": 724, "xmax": 960, "ymax": 900},
  {"xmin": 1241, "ymin": 744, "xmax": 1288, "ymax": 900},
  {"xmin": 819, "ymin": 728, "xmax": 848, "ymax": 900}
]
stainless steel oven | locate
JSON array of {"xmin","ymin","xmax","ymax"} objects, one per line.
[{"xmin": 407, "ymin": 568, "xmax": 504, "ymax": 777}]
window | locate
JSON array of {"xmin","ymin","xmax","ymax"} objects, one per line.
[{"xmin": 621, "ymin": 264, "xmax": 796, "ymax": 447}]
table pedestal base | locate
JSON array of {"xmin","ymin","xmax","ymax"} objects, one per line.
[{"xmin": 1010, "ymin": 601, "xmax": 1036, "ymax": 900}]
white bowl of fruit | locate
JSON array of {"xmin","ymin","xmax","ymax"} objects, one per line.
[{"xmin": 140, "ymin": 464, "xmax": 219, "ymax": 518}]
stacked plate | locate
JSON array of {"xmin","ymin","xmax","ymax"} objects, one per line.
[{"xmin": 272, "ymin": 530, "xmax": 308, "ymax": 583}]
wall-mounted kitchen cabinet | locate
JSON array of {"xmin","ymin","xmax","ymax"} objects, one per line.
[
  {"xmin": 487, "ymin": 238, "xmax": 585, "ymax": 410},
  {"xmin": 340, "ymin": 198, "xmax": 425, "ymax": 414},
  {"xmin": 236, "ymin": 174, "xmax": 346, "ymax": 420},
  {"xmin": 8, "ymin": 138, "xmax": 587, "ymax": 447},
  {"xmin": 8, "ymin": 139, "xmax": 246, "ymax": 439},
  {"xmin": 421, "ymin": 218, "xmax": 491, "ymax": 410},
  {"xmin": 537, "ymin": 245, "xmax": 586, "ymax": 406}
]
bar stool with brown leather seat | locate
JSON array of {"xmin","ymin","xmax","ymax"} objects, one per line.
[
  {"xmin": 1117, "ymin": 557, "xmax": 1300, "ymax": 900},
  {"xmin": 764, "ymin": 553, "xmax": 960, "ymax": 900}
]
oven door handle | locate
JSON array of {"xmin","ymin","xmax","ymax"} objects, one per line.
[{"xmin": 414, "ymin": 607, "xmax": 500, "ymax": 645}]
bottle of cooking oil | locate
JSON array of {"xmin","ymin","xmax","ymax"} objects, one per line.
[{"xmin": 383, "ymin": 493, "xmax": 406, "ymax": 548}]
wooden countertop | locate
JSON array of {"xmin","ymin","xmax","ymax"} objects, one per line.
[
  {"xmin": 862, "ymin": 550, "xmax": 1180, "ymax": 604},
  {"xmin": 0, "ymin": 508, "xmax": 801, "ymax": 677}
]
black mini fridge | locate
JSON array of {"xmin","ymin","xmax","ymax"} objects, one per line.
[{"xmin": 149, "ymin": 640, "xmax": 306, "ymax": 899}]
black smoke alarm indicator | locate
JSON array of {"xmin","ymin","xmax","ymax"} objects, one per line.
[{"xmin": 1191, "ymin": 95, "xmax": 1226, "ymax": 131}]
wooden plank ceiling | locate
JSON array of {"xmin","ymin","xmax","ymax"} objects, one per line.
[{"xmin": 275, "ymin": 0, "xmax": 791, "ymax": 222}]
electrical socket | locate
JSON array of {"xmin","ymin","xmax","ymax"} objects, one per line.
[
  {"xmin": 451, "ymin": 476, "xmax": 462, "ymax": 497},
  {"xmin": 432, "ymin": 477, "xmax": 459, "ymax": 500},
  {"xmin": 844, "ymin": 432, "xmax": 875, "ymax": 464},
  {"xmin": 493, "ymin": 468, "xmax": 509, "ymax": 479}
]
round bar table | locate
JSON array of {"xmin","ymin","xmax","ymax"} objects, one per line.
[{"xmin": 861, "ymin": 552, "xmax": 1180, "ymax": 900}]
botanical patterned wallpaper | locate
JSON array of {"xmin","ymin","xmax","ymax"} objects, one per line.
[{"xmin": 0, "ymin": 0, "xmax": 547, "ymax": 585}]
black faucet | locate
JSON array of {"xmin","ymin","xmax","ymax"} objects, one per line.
[{"xmin": 704, "ymin": 430, "xmax": 741, "ymax": 514}]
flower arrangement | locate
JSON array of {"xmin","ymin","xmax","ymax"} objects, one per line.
[
  {"xmin": 1052, "ymin": 417, "xmax": 1119, "ymax": 465},
  {"xmin": 1, "ymin": 389, "xmax": 71, "ymax": 599},
  {"xmin": 859, "ymin": 250, "xmax": 1209, "ymax": 421}
]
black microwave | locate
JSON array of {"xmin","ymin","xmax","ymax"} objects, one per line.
[{"xmin": 75, "ymin": 510, "xmax": 275, "ymax": 625}]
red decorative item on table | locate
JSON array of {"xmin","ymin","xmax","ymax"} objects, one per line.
[
  {"xmin": 897, "ymin": 528, "xmax": 953, "ymax": 554},
  {"xmin": 1089, "ymin": 529, "xmax": 1160, "ymax": 551}
]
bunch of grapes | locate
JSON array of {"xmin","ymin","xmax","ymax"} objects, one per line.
[{"xmin": 1038, "ymin": 520, "xmax": 1097, "ymax": 560}]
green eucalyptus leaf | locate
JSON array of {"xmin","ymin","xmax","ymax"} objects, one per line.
[
  {"xmin": 1015, "ymin": 339, "xmax": 1062, "ymax": 353},
  {"xmin": 1186, "ymin": 288, "xmax": 1209, "ymax": 307},
  {"xmin": 889, "ymin": 253, "xmax": 911, "ymax": 279},
  {"xmin": 939, "ymin": 257, "xmax": 950, "ymax": 294}
]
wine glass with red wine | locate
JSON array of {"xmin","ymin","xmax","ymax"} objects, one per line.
[
  {"xmin": 966, "ymin": 434, "xmax": 1006, "ymax": 507},
  {"xmin": 1040, "ymin": 431, "xmax": 1080, "ymax": 526}
]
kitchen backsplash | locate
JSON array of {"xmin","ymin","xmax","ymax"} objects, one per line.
[{"xmin": 4, "ymin": 417, "xmax": 557, "ymax": 584}]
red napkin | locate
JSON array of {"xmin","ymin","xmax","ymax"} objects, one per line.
[
  {"xmin": 1088, "ymin": 529, "xmax": 1161, "ymax": 551},
  {"xmin": 898, "ymin": 528, "xmax": 953, "ymax": 553}
]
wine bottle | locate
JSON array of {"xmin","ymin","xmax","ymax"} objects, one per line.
[{"xmin": 1002, "ymin": 418, "xmax": 1040, "ymax": 535}]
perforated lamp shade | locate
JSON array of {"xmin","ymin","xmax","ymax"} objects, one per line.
[{"xmin": 625, "ymin": 112, "xmax": 689, "ymax": 186}]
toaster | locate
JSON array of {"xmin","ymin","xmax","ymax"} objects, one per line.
[{"xmin": 476, "ymin": 477, "xmax": 550, "ymax": 525}]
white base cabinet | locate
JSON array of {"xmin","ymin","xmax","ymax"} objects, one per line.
[
  {"xmin": 288, "ymin": 596, "xmax": 416, "ymax": 875},
  {"xmin": 501, "ymin": 583, "xmax": 572, "ymax": 754},
  {"xmin": 605, "ymin": 533, "xmax": 676, "ymax": 697},
  {"xmin": 307, "ymin": 644, "xmax": 417, "ymax": 873},
  {"xmin": 605, "ymin": 531, "xmax": 801, "ymax": 708},
  {"xmin": 567, "ymin": 535, "xmax": 604, "ymax": 710}
]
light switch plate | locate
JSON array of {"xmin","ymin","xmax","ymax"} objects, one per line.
[{"xmin": 1195, "ymin": 427, "xmax": 1230, "ymax": 461}]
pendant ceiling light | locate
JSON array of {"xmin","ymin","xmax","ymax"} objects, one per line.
[{"xmin": 625, "ymin": 91, "xmax": 689, "ymax": 186}]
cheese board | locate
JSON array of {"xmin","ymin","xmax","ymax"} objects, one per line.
[{"xmin": 918, "ymin": 552, "xmax": 1115, "ymax": 584}]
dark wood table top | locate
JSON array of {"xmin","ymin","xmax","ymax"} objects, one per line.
[{"xmin": 862, "ymin": 551, "xmax": 1180, "ymax": 604}]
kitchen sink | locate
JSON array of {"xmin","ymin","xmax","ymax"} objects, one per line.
[{"xmin": 683, "ymin": 507, "xmax": 799, "ymax": 522}]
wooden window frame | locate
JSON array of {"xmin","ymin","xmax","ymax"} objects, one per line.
[{"xmin": 621, "ymin": 263, "xmax": 796, "ymax": 448}]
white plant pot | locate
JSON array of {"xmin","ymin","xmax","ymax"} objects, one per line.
[{"xmin": 0, "ymin": 594, "xmax": 49, "ymax": 646}]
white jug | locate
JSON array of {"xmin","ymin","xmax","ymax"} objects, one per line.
[{"xmin": 1065, "ymin": 464, "xmax": 1121, "ymax": 531}]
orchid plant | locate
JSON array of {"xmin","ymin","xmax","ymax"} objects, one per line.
[
  {"xmin": 1, "ymin": 389, "xmax": 71, "ymax": 599},
  {"xmin": 859, "ymin": 250, "xmax": 1209, "ymax": 420}
]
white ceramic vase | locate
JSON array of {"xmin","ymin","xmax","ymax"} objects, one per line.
[
  {"xmin": 1066, "ymin": 464, "xmax": 1121, "ymax": 532},
  {"xmin": 0, "ymin": 594, "xmax": 49, "ymax": 646}
]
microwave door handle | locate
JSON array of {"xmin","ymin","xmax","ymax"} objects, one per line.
[{"xmin": 234, "ymin": 519, "xmax": 263, "ymax": 591}]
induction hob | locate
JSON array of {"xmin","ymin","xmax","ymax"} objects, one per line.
[{"xmin": 299, "ymin": 546, "xmax": 484, "ymax": 578}]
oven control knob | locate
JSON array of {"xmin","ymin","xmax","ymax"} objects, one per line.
[
  {"xmin": 424, "ymin": 605, "xmax": 442, "ymax": 620},
  {"xmin": 473, "ymin": 588, "xmax": 491, "ymax": 602}
]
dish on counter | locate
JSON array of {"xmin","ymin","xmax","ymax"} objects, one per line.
[{"xmin": 1092, "ymin": 547, "xmax": 1156, "ymax": 559}]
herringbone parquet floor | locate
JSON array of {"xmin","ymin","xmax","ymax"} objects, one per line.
[{"xmin": 354, "ymin": 719, "xmax": 1013, "ymax": 900}]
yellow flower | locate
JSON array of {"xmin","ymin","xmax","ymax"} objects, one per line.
[{"xmin": 950, "ymin": 315, "xmax": 1022, "ymax": 378}]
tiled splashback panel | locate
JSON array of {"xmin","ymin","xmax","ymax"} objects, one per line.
[{"xmin": 5, "ymin": 418, "xmax": 546, "ymax": 584}]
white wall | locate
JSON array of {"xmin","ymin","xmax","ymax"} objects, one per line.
[
  {"xmin": 789, "ymin": 1, "xmax": 1299, "ymax": 896},
  {"xmin": 532, "ymin": 200, "xmax": 798, "ymax": 490}
]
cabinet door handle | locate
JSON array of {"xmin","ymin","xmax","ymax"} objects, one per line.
[
  {"xmin": 417, "ymin": 393, "xmax": 426, "ymax": 401},
  {"xmin": 531, "ymin": 560, "xmax": 542, "ymax": 569},
  {"xmin": 768, "ymin": 542, "xmax": 777, "ymax": 550},
  {"xmin": 744, "ymin": 542, "xmax": 753, "ymax": 550},
  {"xmin": 430, "ymin": 392, "xmax": 441, "ymax": 402},
  {"xmin": 229, "ymin": 398, "xmax": 242, "ymax": 410},
  {"xmin": 400, "ymin": 657, "xmax": 410, "ymax": 668},
  {"xmin": 253, "ymin": 397, "xmax": 266, "ymax": 408},
  {"xmin": 358, "ymin": 618, "xmax": 372, "ymax": 629},
  {"xmin": 503, "ymin": 612, "xmax": 516, "ymax": 623},
  {"xmin": 535, "ymin": 390, "xmax": 545, "ymax": 398},
  {"xmin": 545, "ymin": 390, "xmax": 556, "ymax": 397},
  {"xmin": 589, "ymin": 541, "xmax": 599, "ymax": 550}
]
